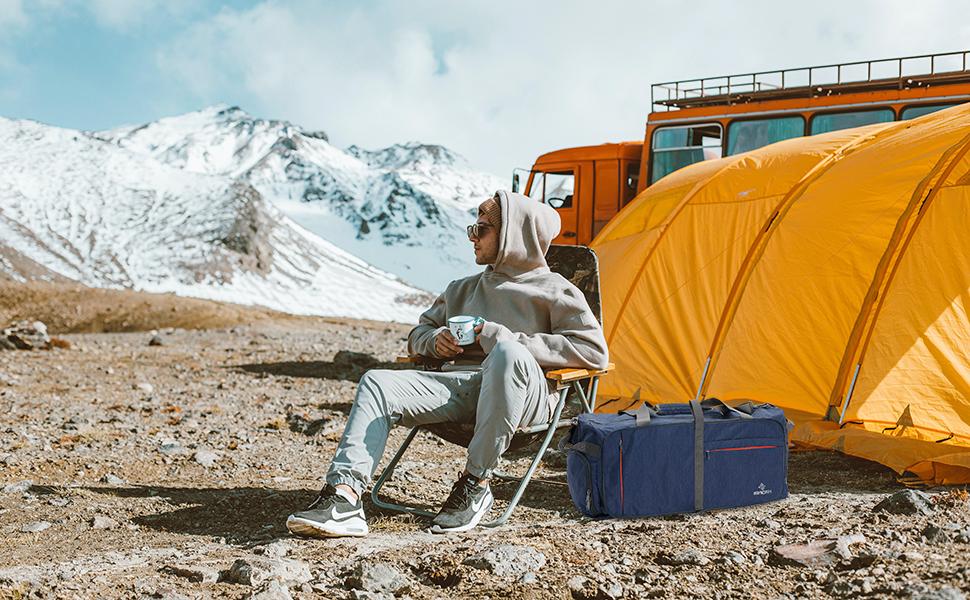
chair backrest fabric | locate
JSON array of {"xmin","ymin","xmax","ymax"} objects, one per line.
[{"xmin": 545, "ymin": 245, "xmax": 602, "ymax": 325}]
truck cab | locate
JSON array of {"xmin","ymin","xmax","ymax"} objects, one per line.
[
  {"xmin": 514, "ymin": 142, "xmax": 642, "ymax": 246},
  {"xmin": 518, "ymin": 50, "xmax": 970, "ymax": 246}
]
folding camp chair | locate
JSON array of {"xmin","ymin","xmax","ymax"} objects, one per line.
[{"xmin": 371, "ymin": 245, "xmax": 613, "ymax": 527}]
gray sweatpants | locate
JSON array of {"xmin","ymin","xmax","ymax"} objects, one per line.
[{"xmin": 326, "ymin": 340, "xmax": 556, "ymax": 496}]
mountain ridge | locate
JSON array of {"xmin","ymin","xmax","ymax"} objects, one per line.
[
  {"xmin": 102, "ymin": 104, "xmax": 503, "ymax": 291},
  {"xmin": 0, "ymin": 114, "xmax": 436, "ymax": 322}
]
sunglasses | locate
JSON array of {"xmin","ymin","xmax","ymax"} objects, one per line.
[{"xmin": 466, "ymin": 223, "xmax": 493, "ymax": 239}]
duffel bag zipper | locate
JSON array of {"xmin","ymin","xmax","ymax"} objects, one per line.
[
  {"xmin": 576, "ymin": 453, "xmax": 593, "ymax": 512},
  {"xmin": 705, "ymin": 444, "xmax": 778, "ymax": 459},
  {"xmin": 619, "ymin": 436, "xmax": 624, "ymax": 513}
]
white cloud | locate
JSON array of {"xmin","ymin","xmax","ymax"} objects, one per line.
[
  {"xmin": 155, "ymin": 0, "xmax": 970, "ymax": 176},
  {"xmin": 0, "ymin": 0, "xmax": 26, "ymax": 29}
]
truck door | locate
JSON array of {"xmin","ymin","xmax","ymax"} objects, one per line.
[{"xmin": 526, "ymin": 165, "xmax": 580, "ymax": 244}]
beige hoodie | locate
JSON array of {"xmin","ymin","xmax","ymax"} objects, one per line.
[{"xmin": 407, "ymin": 190, "xmax": 609, "ymax": 370}]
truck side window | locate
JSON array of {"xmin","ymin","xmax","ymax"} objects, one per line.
[
  {"xmin": 810, "ymin": 109, "xmax": 893, "ymax": 134},
  {"xmin": 624, "ymin": 161, "xmax": 640, "ymax": 204},
  {"xmin": 901, "ymin": 104, "xmax": 956, "ymax": 120},
  {"xmin": 651, "ymin": 124, "xmax": 722, "ymax": 183},
  {"xmin": 727, "ymin": 116, "xmax": 804, "ymax": 155},
  {"xmin": 528, "ymin": 171, "xmax": 575, "ymax": 209}
]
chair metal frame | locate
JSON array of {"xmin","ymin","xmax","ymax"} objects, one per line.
[
  {"xmin": 369, "ymin": 244, "xmax": 612, "ymax": 527},
  {"xmin": 370, "ymin": 366, "xmax": 609, "ymax": 527}
]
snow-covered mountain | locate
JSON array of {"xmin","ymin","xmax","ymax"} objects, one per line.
[
  {"xmin": 0, "ymin": 117, "xmax": 434, "ymax": 323},
  {"xmin": 102, "ymin": 105, "xmax": 505, "ymax": 291}
]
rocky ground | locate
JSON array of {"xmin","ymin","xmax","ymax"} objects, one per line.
[{"xmin": 1, "ymin": 286, "xmax": 970, "ymax": 599}]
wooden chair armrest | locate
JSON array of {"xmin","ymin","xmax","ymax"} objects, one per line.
[
  {"xmin": 396, "ymin": 355, "xmax": 444, "ymax": 370},
  {"xmin": 545, "ymin": 363, "xmax": 614, "ymax": 383},
  {"xmin": 398, "ymin": 356, "xmax": 614, "ymax": 381}
]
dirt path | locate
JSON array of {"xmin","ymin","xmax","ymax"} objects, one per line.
[{"xmin": 1, "ymin": 306, "xmax": 969, "ymax": 598}]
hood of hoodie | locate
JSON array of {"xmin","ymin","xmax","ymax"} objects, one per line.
[{"xmin": 488, "ymin": 190, "xmax": 561, "ymax": 278}]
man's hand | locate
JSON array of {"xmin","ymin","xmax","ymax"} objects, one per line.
[{"xmin": 434, "ymin": 329, "xmax": 464, "ymax": 358}]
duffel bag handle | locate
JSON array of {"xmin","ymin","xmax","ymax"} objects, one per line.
[
  {"xmin": 620, "ymin": 399, "xmax": 758, "ymax": 426},
  {"xmin": 700, "ymin": 397, "xmax": 754, "ymax": 420},
  {"xmin": 620, "ymin": 402, "xmax": 658, "ymax": 426}
]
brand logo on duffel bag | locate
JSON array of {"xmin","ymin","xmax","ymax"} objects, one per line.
[{"xmin": 753, "ymin": 482, "xmax": 772, "ymax": 496}]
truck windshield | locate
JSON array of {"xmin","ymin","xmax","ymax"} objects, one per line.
[{"xmin": 528, "ymin": 171, "xmax": 575, "ymax": 208}]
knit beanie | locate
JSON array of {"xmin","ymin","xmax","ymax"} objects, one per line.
[{"xmin": 478, "ymin": 194, "xmax": 503, "ymax": 229}]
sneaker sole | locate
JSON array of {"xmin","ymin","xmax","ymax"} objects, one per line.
[
  {"xmin": 286, "ymin": 515, "xmax": 368, "ymax": 538},
  {"xmin": 429, "ymin": 494, "xmax": 494, "ymax": 534}
]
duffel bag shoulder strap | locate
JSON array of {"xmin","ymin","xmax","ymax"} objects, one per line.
[
  {"xmin": 690, "ymin": 399, "xmax": 704, "ymax": 512},
  {"xmin": 557, "ymin": 438, "xmax": 602, "ymax": 459}
]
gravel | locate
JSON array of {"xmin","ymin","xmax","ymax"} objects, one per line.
[{"xmin": 0, "ymin": 316, "xmax": 967, "ymax": 598}]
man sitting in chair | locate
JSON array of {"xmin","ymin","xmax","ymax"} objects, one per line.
[{"xmin": 286, "ymin": 190, "xmax": 609, "ymax": 537}]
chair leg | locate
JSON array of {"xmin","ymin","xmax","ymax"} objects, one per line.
[
  {"xmin": 491, "ymin": 470, "xmax": 520, "ymax": 482},
  {"xmin": 370, "ymin": 427, "xmax": 437, "ymax": 519},
  {"xmin": 589, "ymin": 376, "xmax": 600, "ymax": 412},
  {"xmin": 481, "ymin": 388, "xmax": 569, "ymax": 528},
  {"xmin": 572, "ymin": 380, "xmax": 592, "ymax": 413}
]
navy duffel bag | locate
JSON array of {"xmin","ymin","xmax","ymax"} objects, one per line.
[{"xmin": 560, "ymin": 399, "xmax": 789, "ymax": 518}]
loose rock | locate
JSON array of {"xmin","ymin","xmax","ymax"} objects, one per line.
[
  {"xmin": 911, "ymin": 586, "xmax": 966, "ymax": 600},
  {"xmin": 463, "ymin": 544, "xmax": 546, "ymax": 580},
  {"xmin": 568, "ymin": 575, "xmax": 592, "ymax": 598},
  {"xmin": 21, "ymin": 521, "xmax": 51, "ymax": 533},
  {"xmin": 350, "ymin": 591, "xmax": 394, "ymax": 600},
  {"xmin": 193, "ymin": 449, "xmax": 219, "ymax": 468},
  {"xmin": 923, "ymin": 524, "xmax": 944, "ymax": 544},
  {"xmin": 223, "ymin": 557, "xmax": 312, "ymax": 588},
  {"xmin": 101, "ymin": 473, "xmax": 125, "ymax": 485},
  {"xmin": 2, "ymin": 320, "xmax": 50, "ymax": 350},
  {"xmin": 655, "ymin": 548, "xmax": 710, "ymax": 566},
  {"xmin": 158, "ymin": 440, "xmax": 183, "ymax": 456},
  {"xmin": 3, "ymin": 480, "xmax": 32, "ymax": 494},
  {"xmin": 255, "ymin": 540, "xmax": 292, "ymax": 558},
  {"xmin": 872, "ymin": 490, "xmax": 934, "ymax": 516},
  {"xmin": 91, "ymin": 515, "xmax": 119, "ymax": 529},
  {"xmin": 599, "ymin": 580, "xmax": 625, "ymax": 599},
  {"xmin": 347, "ymin": 562, "xmax": 409, "ymax": 594},
  {"xmin": 148, "ymin": 335, "xmax": 164, "ymax": 347},
  {"xmin": 249, "ymin": 581, "xmax": 293, "ymax": 600}
]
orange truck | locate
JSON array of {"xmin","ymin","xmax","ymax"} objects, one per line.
[{"xmin": 515, "ymin": 50, "xmax": 970, "ymax": 245}]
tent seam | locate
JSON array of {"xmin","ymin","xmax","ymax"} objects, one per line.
[
  {"xmin": 697, "ymin": 126, "xmax": 897, "ymax": 399},
  {"xmin": 828, "ymin": 130, "xmax": 970, "ymax": 413},
  {"xmin": 604, "ymin": 154, "xmax": 754, "ymax": 347}
]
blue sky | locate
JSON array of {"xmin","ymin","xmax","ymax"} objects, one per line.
[
  {"xmin": 1, "ymin": 1, "xmax": 969, "ymax": 175},
  {"xmin": 0, "ymin": 1, "xmax": 259, "ymax": 130}
]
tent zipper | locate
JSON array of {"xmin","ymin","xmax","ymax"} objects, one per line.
[{"xmin": 619, "ymin": 436, "xmax": 624, "ymax": 513}]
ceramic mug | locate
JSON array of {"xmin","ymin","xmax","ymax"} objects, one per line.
[{"xmin": 447, "ymin": 315, "xmax": 484, "ymax": 346}]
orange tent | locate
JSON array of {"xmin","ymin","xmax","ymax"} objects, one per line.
[{"xmin": 591, "ymin": 104, "xmax": 970, "ymax": 484}]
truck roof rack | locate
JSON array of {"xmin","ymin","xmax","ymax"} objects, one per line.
[{"xmin": 651, "ymin": 50, "xmax": 970, "ymax": 112}]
